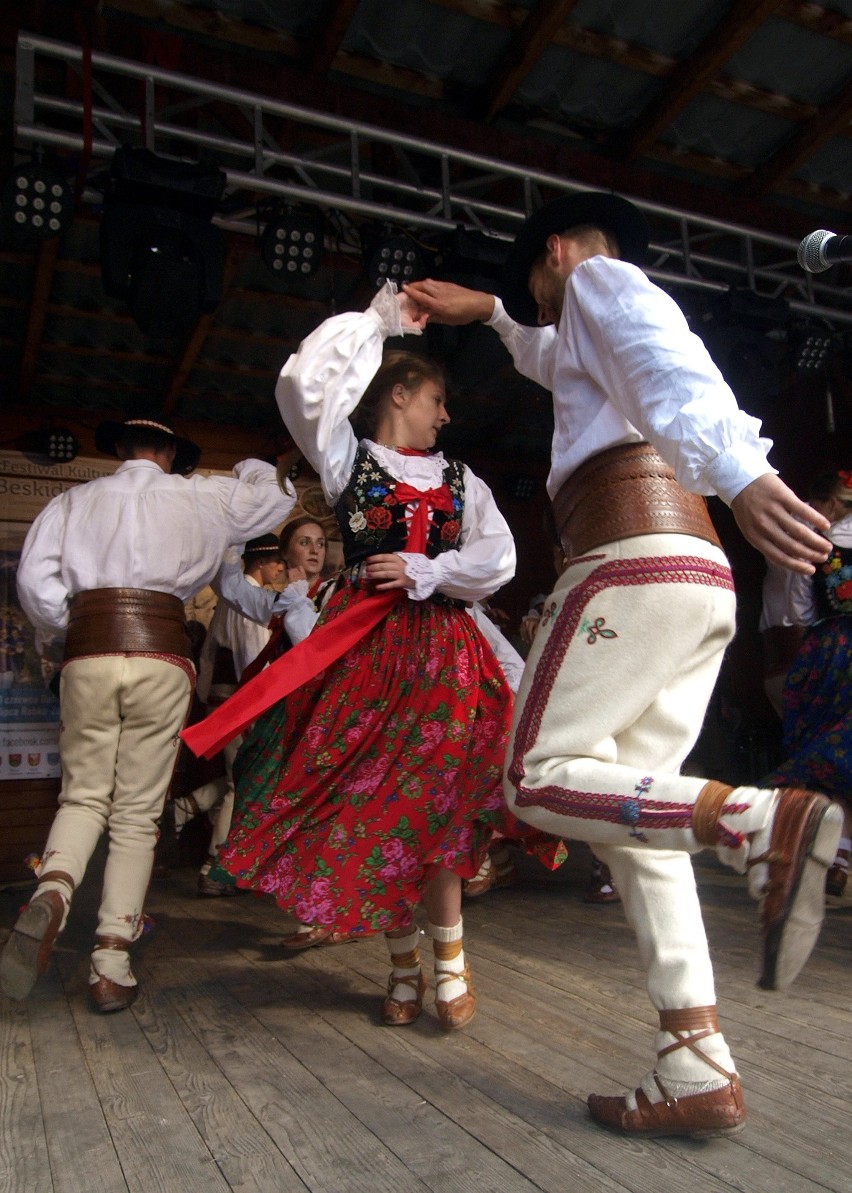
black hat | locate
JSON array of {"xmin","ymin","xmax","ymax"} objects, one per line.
[
  {"xmin": 95, "ymin": 413, "xmax": 201, "ymax": 476},
  {"xmin": 242, "ymin": 534, "xmax": 282, "ymax": 559},
  {"xmin": 499, "ymin": 191, "xmax": 650, "ymax": 326}
]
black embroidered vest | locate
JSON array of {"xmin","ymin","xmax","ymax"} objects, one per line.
[
  {"xmin": 813, "ymin": 541, "xmax": 852, "ymax": 620},
  {"xmin": 335, "ymin": 445, "xmax": 465, "ymax": 568}
]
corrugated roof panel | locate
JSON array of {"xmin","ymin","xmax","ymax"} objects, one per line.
[
  {"xmin": 342, "ymin": 0, "xmax": 511, "ymax": 86},
  {"xmin": 725, "ymin": 17, "xmax": 852, "ymax": 105},
  {"xmin": 518, "ymin": 44, "xmax": 661, "ymax": 128}
]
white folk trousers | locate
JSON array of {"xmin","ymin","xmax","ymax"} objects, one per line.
[
  {"xmin": 505, "ymin": 534, "xmax": 777, "ymax": 1084},
  {"xmin": 37, "ymin": 655, "xmax": 192, "ymax": 961}
]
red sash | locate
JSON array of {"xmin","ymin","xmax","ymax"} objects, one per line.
[{"xmin": 181, "ymin": 482, "xmax": 453, "ymax": 759}]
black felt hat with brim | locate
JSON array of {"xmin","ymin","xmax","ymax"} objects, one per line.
[
  {"xmin": 499, "ymin": 191, "xmax": 650, "ymax": 326},
  {"xmin": 95, "ymin": 414, "xmax": 201, "ymax": 476},
  {"xmin": 243, "ymin": 533, "xmax": 282, "ymax": 558}
]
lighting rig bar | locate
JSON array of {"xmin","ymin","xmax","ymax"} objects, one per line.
[{"xmin": 14, "ymin": 32, "xmax": 852, "ymax": 327}]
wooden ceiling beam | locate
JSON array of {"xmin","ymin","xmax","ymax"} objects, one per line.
[
  {"xmin": 617, "ymin": 0, "xmax": 787, "ymax": 163},
  {"xmin": 18, "ymin": 237, "xmax": 60, "ymax": 404},
  {"xmin": 310, "ymin": 0, "xmax": 363, "ymax": 75},
  {"xmin": 738, "ymin": 74, "xmax": 852, "ymax": 199},
  {"xmin": 484, "ymin": 0, "xmax": 580, "ymax": 121},
  {"xmin": 781, "ymin": 0, "xmax": 852, "ymax": 45}
]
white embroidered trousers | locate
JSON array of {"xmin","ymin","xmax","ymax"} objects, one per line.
[
  {"xmin": 37, "ymin": 654, "xmax": 192, "ymax": 948},
  {"xmin": 505, "ymin": 534, "xmax": 777, "ymax": 1081}
]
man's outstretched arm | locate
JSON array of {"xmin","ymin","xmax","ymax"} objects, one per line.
[{"xmin": 731, "ymin": 474, "xmax": 830, "ymax": 575}]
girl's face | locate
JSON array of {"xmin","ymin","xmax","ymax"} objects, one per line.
[
  {"xmin": 285, "ymin": 523, "xmax": 326, "ymax": 579},
  {"xmin": 398, "ymin": 379, "xmax": 450, "ymax": 450}
]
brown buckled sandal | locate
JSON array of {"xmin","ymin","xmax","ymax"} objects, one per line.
[
  {"xmin": 382, "ymin": 969, "xmax": 427, "ymax": 1026},
  {"xmin": 588, "ymin": 1006, "xmax": 747, "ymax": 1139}
]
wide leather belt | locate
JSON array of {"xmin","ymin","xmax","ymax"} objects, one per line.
[
  {"xmin": 552, "ymin": 442, "xmax": 721, "ymax": 560},
  {"xmin": 64, "ymin": 587, "xmax": 191, "ymax": 662}
]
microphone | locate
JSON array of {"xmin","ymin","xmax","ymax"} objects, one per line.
[{"xmin": 797, "ymin": 229, "xmax": 852, "ymax": 273}]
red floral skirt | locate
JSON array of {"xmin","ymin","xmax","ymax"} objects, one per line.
[{"xmin": 215, "ymin": 583, "xmax": 564, "ymax": 933}]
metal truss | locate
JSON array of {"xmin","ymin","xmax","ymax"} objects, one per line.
[{"xmin": 14, "ymin": 32, "xmax": 852, "ymax": 328}]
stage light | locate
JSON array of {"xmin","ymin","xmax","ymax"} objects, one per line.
[
  {"xmin": 1, "ymin": 163, "xmax": 73, "ymax": 243},
  {"xmin": 100, "ymin": 146, "xmax": 226, "ymax": 338},
  {"xmin": 23, "ymin": 427, "xmax": 80, "ymax": 464},
  {"xmin": 504, "ymin": 473, "xmax": 538, "ymax": 501},
  {"xmin": 261, "ymin": 208, "xmax": 324, "ymax": 278},
  {"xmin": 364, "ymin": 231, "xmax": 424, "ymax": 289},
  {"xmin": 43, "ymin": 428, "xmax": 79, "ymax": 462},
  {"xmin": 793, "ymin": 328, "xmax": 834, "ymax": 372}
]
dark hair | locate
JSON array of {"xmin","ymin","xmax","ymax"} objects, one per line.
[
  {"xmin": 280, "ymin": 516, "xmax": 327, "ymax": 559},
  {"xmin": 243, "ymin": 548, "xmax": 282, "ymax": 571},
  {"xmin": 351, "ymin": 349, "xmax": 446, "ymax": 439},
  {"xmin": 808, "ymin": 470, "xmax": 846, "ymax": 504}
]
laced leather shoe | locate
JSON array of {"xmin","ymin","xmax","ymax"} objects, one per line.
[{"xmin": 588, "ymin": 1077, "xmax": 746, "ymax": 1139}]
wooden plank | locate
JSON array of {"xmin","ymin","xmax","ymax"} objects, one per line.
[
  {"xmin": 130, "ymin": 963, "xmax": 310, "ymax": 1193},
  {"xmin": 52, "ymin": 951, "xmax": 233, "ymax": 1193},
  {"xmin": 0, "ymin": 991, "xmax": 52, "ymax": 1193},
  {"xmin": 136, "ymin": 933, "xmax": 436, "ymax": 1193},
  {"xmin": 27, "ymin": 969, "xmax": 130, "ymax": 1193}
]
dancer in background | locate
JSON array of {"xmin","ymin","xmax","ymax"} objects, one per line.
[
  {"xmin": 2, "ymin": 415, "xmax": 295, "ymax": 1012},
  {"xmin": 765, "ymin": 468, "xmax": 852, "ymax": 897}
]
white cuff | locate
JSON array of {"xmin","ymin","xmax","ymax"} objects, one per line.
[
  {"xmin": 400, "ymin": 553, "xmax": 440, "ymax": 600},
  {"xmin": 366, "ymin": 281, "xmax": 423, "ymax": 338}
]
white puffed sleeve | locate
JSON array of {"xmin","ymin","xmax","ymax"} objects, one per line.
[
  {"xmin": 275, "ymin": 284, "xmax": 419, "ymax": 505},
  {"xmin": 16, "ymin": 496, "xmax": 71, "ymax": 636}
]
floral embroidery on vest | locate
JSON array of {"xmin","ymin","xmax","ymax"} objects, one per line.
[{"xmin": 336, "ymin": 445, "xmax": 465, "ymax": 566}]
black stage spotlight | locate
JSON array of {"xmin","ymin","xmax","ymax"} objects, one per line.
[
  {"xmin": 364, "ymin": 229, "xmax": 424, "ymax": 289},
  {"xmin": 792, "ymin": 326, "xmax": 835, "ymax": 373},
  {"xmin": 22, "ymin": 426, "xmax": 80, "ymax": 464},
  {"xmin": 260, "ymin": 207, "xmax": 324, "ymax": 279},
  {"xmin": 1, "ymin": 163, "xmax": 73, "ymax": 244},
  {"xmin": 100, "ymin": 146, "xmax": 226, "ymax": 339}
]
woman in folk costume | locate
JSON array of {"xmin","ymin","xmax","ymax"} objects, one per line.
[
  {"xmin": 189, "ymin": 282, "xmax": 563, "ymax": 1030},
  {"xmin": 765, "ymin": 468, "xmax": 852, "ymax": 896}
]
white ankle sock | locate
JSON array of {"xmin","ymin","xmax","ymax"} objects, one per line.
[
  {"xmin": 386, "ymin": 927, "xmax": 422, "ymax": 1003},
  {"xmin": 429, "ymin": 919, "xmax": 467, "ymax": 1002}
]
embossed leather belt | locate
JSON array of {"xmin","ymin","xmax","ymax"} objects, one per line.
[
  {"xmin": 64, "ymin": 587, "xmax": 191, "ymax": 661},
  {"xmin": 552, "ymin": 442, "xmax": 721, "ymax": 560}
]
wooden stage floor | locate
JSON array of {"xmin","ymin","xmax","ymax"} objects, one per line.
[{"xmin": 1, "ymin": 844, "xmax": 849, "ymax": 1193}]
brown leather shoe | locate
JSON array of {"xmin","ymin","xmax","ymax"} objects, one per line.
[
  {"xmin": 588, "ymin": 1075, "xmax": 746, "ymax": 1139},
  {"xmin": 280, "ymin": 920, "xmax": 350, "ymax": 949},
  {"xmin": 197, "ymin": 873, "xmax": 239, "ymax": 897},
  {"xmin": 435, "ymin": 964, "xmax": 476, "ymax": 1031},
  {"xmin": 826, "ymin": 863, "xmax": 848, "ymax": 898},
  {"xmin": 382, "ymin": 970, "xmax": 426, "ymax": 1026},
  {"xmin": 0, "ymin": 890, "xmax": 65, "ymax": 1001},
  {"xmin": 463, "ymin": 856, "xmax": 494, "ymax": 898},
  {"xmin": 89, "ymin": 974, "xmax": 139, "ymax": 1014},
  {"xmin": 753, "ymin": 789, "xmax": 843, "ymax": 990}
]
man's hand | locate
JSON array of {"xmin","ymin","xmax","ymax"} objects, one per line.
[
  {"xmin": 730, "ymin": 473, "xmax": 831, "ymax": 574},
  {"xmin": 364, "ymin": 553, "xmax": 415, "ymax": 591},
  {"xmin": 403, "ymin": 279, "xmax": 495, "ymax": 325}
]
